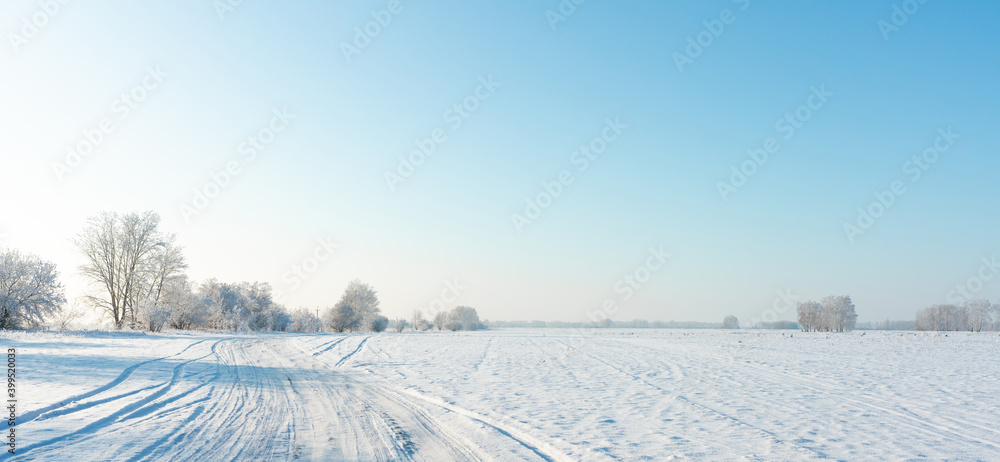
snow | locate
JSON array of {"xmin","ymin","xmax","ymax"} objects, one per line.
[{"xmin": 5, "ymin": 329, "xmax": 1000, "ymax": 460}]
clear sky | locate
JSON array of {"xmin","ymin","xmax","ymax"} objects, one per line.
[{"xmin": 2, "ymin": 1, "xmax": 998, "ymax": 325}]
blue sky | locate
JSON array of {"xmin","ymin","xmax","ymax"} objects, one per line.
[{"xmin": 2, "ymin": 0, "xmax": 998, "ymax": 324}]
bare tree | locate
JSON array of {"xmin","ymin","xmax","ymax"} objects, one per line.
[
  {"xmin": 0, "ymin": 249, "xmax": 66, "ymax": 330},
  {"xmin": 433, "ymin": 311, "xmax": 448, "ymax": 331},
  {"xmin": 74, "ymin": 211, "xmax": 166, "ymax": 329},
  {"xmin": 143, "ymin": 234, "xmax": 187, "ymax": 307}
]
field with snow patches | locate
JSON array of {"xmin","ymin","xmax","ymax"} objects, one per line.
[{"xmin": 3, "ymin": 329, "xmax": 1000, "ymax": 461}]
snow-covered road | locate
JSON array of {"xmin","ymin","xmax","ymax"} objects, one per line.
[{"xmin": 6, "ymin": 329, "xmax": 1000, "ymax": 460}]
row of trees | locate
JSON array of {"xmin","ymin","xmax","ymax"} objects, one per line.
[
  {"xmin": 409, "ymin": 306, "xmax": 485, "ymax": 331},
  {"xmin": 797, "ymin": 296, "xmax": 858, "ymax": 332},
  {"xmin": 0, "ymin": 210, "xmax": 486, "ymax": 334},
  {"xmin": 915, "ymin": 300, "xmax": 999, "ymax": 331}
]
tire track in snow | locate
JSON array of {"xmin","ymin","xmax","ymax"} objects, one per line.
[
  {"xmin": 313, "ymin": 336, "xmax": 348, "ymax": 356},
  {"xmin": 335, "ymin": 336, "xmax": 370, "ymax": 367},
  {"xmin": 18, "ymin": 338, "xmax": 210, "ymax": 425},
  {"xmin": 18, "ymin": 339, "xmax": 224, "ymax": 457},
  {"xmin": 389, "ymin": 386, "xmax": 577, "ymax": 462}
]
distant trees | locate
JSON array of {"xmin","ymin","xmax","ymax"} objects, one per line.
[
  {"xmin": 433, "ymin": 311, "xmax": 448, "ymax": 331},
  {"xmin": 797, "ymin": 296, "xmax": 857, "ymax": 332},
  {"xmin": 966, "ymin": 299, "xmax": 995, "ymax": 332},
  {"xmin": 915, "ymin": 301, "xmax": 998, "ymax": 331},
  {"xmin": 447, "ymin": 306, "xmax": 484, "ymax": 331},
  {"xmin": 411, "ymin": 310, "xmax": 431, "ymax": 331},
  {"xmin": 0, "ymin": 249, "xmax": 66, "ymax": 330},
  {"xmin": 721, "ymin": 315, "xmax": 740, "ymax": 329}
]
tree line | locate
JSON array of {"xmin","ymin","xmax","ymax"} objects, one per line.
[{"xmin": 0, "ymin": 211, "xmax": 483, "ymax": 333}]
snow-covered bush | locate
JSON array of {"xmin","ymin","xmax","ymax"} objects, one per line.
[
  {"xmin": 199, "ymin": 279, "xmax": 289, "ymax": 332},
  {"xmin": 0, "ymin": 248, "xmax": 66, "ymax": 330},
  {"xmin": 135, "ymin": 299, "xmax": 171, "ymax": 332},
  {"xmin": 393, "ymin": 318, "xmax": 409, "ymax": 332},
  {"xmin": 289, "ymin": 308, "xmax": 322, "ymax": 332},
  {"xmin": 411, "ymin": 311, "xmax": 432, "ymax": 331},
  {"xmin": 370, "ymin": 315, "xmax": 389, "ymax": 333}
]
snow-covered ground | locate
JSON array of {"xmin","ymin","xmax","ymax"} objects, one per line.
[{"xmin": 5, "ymin": 328, "xmax": 1000, "ymax": 460}]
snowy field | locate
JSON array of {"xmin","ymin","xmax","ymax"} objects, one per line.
[{"xmin": 5, "ymin": 329, "xmax": 1000, "ymax": 461}]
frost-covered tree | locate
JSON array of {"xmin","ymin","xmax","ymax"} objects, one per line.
[
  {"xmin": 821, "ymin": 295, "xmax": 857, "ymax": 332},
  {"xmin": 199, "ymin": 280, "xmax": 288, "ymax": 332},
  {"xmin": 325, "ymin": 279, "xmax": 381, "ymax": 331},
  {"xmin": 433, "ymin": 311, "xmax": 448, "ymax": 331},
  {"xmin": 916, "ymin": 304, "xmax": 969, "ymax": 331},
  {"xmin": 74, "ymin": 211, "xmax": 177, "ymax": 329},
  {"xmin": 135, "ymin": 298, "xmax": 171, "ymax": 332},
  {"xmin": 166, "ymin": 277, "xmax": 208, "ymax": 330},
  {"xmin": 0, "ymin": 249, "xmax": 66, "ymax": 330},
  {"xmin": 141, "ymin": 234, "xmax": 187, "ymax": 308},
  {"xmin": 797, "ymin": 301, "xmax": 821, "ymax": 332},
  {"xmin": 796, "ymin": 296, "xmax": 856, "ymax": 332},
  {"xmin": 965, "ymin": 299, "xmax": 994, "ymax": 332},
  {"xmin": 327, "ymin": 301, "xmax": 359, "ymax": 333},
  {"xmin": 289, "ymin": 308, "xmax": 322, "ymax": 332},
  {"xmin": 447, "ymin": 306, "xmax": 484, "ymax": 331},
  {"xmin": 393, "ymin": 318, "xmax": 409, "ymax": 332},
  {"xmin": 721, "ymin": 315, "xmax": 739, "ymax": 329},
  {"xmin": 411, "ymin": 310, "xmax": 431, "ymax": 331}
]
